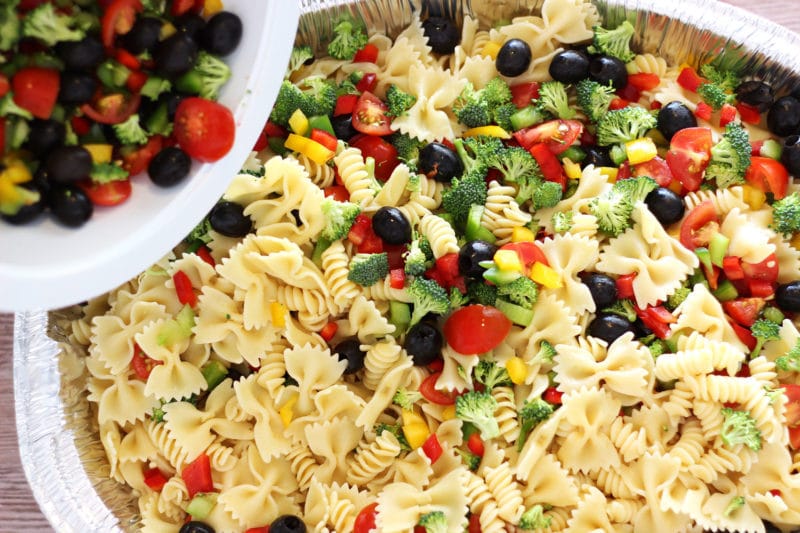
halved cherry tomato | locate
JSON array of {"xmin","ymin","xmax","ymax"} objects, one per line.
[
  {"xmin": 666, "ymin": 127, "xmax": 713, "ymax": 192},
  {"xmin": 358, "ymin": 232, "xmax": 384, "ymax": 254},
  {"xmin": 510, "ymin": 82, "xmax": 540, "ymax": 109},
  {"xmin": 82, "ymin": 92, "xmax": 141, "ymax": 125},
  {"xmin": 467, "ymin": 432, "xmax": 485, "ymax": 457},
  {"xmin": 421, "ymin": 434, "xmax": 443, "ymax": 464},
  {"xmin": 347, "ymin": 214, "xmax": 372, "ymax": 245},
  {"xmin": 319, "ymin": 321, "xmax": 338, "ymax": 342},
  {"xmin": 513, "ymin": 119, "xmax": 583, "ymax": 155},
  {"xmin": 782, "ymin": 384, "xmax": 800, "ymax": 449},
  {"xmin": 742, "ymin": 253, "xmax": 779, "ymax": 283},
  {"xmin": 77, "ymin": 178, "xmax": 132, "ymax": 207},
  {"xmin": 353, "ymin": 43, "xmax": 380, "ymax": 63},
  {"xmin": 616, "ymin": 273, "xmax": 637, "ymax": 300},
  {"xmin": 143, "ymin": 467, "xmax": 169, "ymax": 491},
  {"xmin": 729, "ymin": 319, "xmax": 757, "ymax": 351},
  {"xmin": 748, "ymin": 279, "xmax": 775, "ymax": 298},
  {"xmin": 468, "ymin": 514, "xmax": 482, "ymax": 533},
  {"xmin": 354, "ymin": 502, "xmax": 379, "ymax": 533},
  {"xmin": 632, "ymin": 155, "xmax": 673, "ymax": 187},
  {"xmin": 677, "ymin": 66, "xmax": 705, "ymax": 92},
  {"xmin": 356, "ymin": 72, "xmax": 378, "ymax": 93},
  {"xmin": 419, "ymin": 372, "xmax": 456, "ymax": 405},
  {"xmin": 120, "ymin": 134, "xmax": 163, "ymax": 175},
  {"xmin": 12, "ymin": 67, "xmax": 60, "ymax": 119},
  {"xmin": 719, "ymin": 103, "xmax": 737, "ymax": 127},
  {"xmin": 335, "ymin": 94, "xmax": 359, "ymax": 116},
  {"xmin": 349, "ymin": 134, "xmax": 400, "ymax": 182},
  {"xmin": 628, "ymin": 73, "xmax": 661, "ymax": 91},
  {"xmin": 745, "ymin": 156, "xmax": 789, "ymax": 200},
  {"xmin": 543, "ymin": 387, "xmax": 564, "ymax": 405},
  {"xmin": 679, "ymin": 200, "xmax": 718, "ymax": 250},
  {"xmin": 174, "ymin": 97, "xmax": 235, "ymax": 162},
  {"xmin": 131, "ymin": 343, "xmax": 162, "ymax": 380},
  {"xmin": 172, "ymin": 270, "xmax": 197, "ymax": 307},
  {"xmin": 499, "ymin": 241, "xmax": 548, "ymax": 267},
  {"xmin": 722, "ymin": 297, "xmax": 765, "ymax": 327},
  {"xmin": 722, "ymin": 256, "xmax": 745, "ymax": 280},
  {"xmin": 736, "ymin": 103, "xmax": 761, "ymax": 125},
  {"xmin": 101, "ymin": 0, "xmax": 143, "ymax": 48},
  {"xmin": 324, "ymin": 185, "xmax": 349, "ymax": 202},
  {"xmin": 352, "ymin": 91, "xmax": 393, "ymax": 136},
  {"xmin": 310, "ymin": 128, "xmax": 338, "ymax": 152},
  {"xmin": 182, "ymin": 453, "xmax": 214, "ymax": 498},
  {"xmin": 528, "ymin": 143, "xmax": 566, "ymax": 190},
  {"xmin": 444, "ymin": 305, "xmax": 512, "ymax": 355},
  {"xmin": 617, "ymin": 161, "xmax": 632, "ymax": 181}
]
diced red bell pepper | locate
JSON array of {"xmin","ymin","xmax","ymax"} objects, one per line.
[
  {"xmin": 677, "ymin": 66, "xmax": 705, "ymax": 92},
  {"xmin": 722, "ymin": 297, "xmax": 765, "ymax": 327},
  {"xmin": 635, "ymin": 305, "xmax": 675, "ymax": 339},
  {"xmin": 182, "ymin": 453, "xmax": 214, "ymax": 498},
  {"xmin": 609, "ymin": 97, "xmax": 630, "ymax": 110},
  {"xmin": 356, "ymin": 72, "xmax": 377, "ymax": 93},
  {"xmin": 616, "ymin": 273, "xmax": 637, "ymax": 300},
  {"xmin": 543, "ymin": 387, "xmax": 563, "ymax": 405},
  {"xmin": 510, "ymin": 82, "xmax": 540, "ymax": 108},
  {"xmin": 499, "ymin": 241, "xmax": 548, "ymax": 268},
  {"xmin": 143, "ymin": 467, "xmax": 169, "ymax": 491},
  {"xmin": 528, "ymin": 143, "xmax": 566, "ymax": 191},
  {"xmin": 319, "ymin": 321, "xmax": 338, "ymax": 342},
  {"xmin": 310, "ymin": 128, "xmax": 338, "ymax": 152},
  {"xmin": 353, "ymin": 43, "xmax": 379, "ymax": 63},
  {"xmin": 695, "ymin": 102, "xmax": 713, "ymax": 121},
  {"xmin": 419, "ymin": 372, "xmax": 456, "ymax": 405},
  {"xmin": 264, "ymin": 121, "xmax": 288, "ymax": 139},
  {"xmin": 421, "ymin": 434, "xmax": 443, "ymax": 464},
  {"xmin": 722, "ymin": 256, "xmax": 744, "ymax": 280},
  {"xmin": 741, "ymin": 253, "xmax": 779, "ymax": 283},
  {"xmin": 435, "ymin": 253, "xmax": 461, "ymax": 284},
  {"xmin": 357, "ymin": 232, "xmax": 384, "ymax": 254},
  {"xmin": 335, "ymin": 94, "xmax": 359, "ymax": 117},
  {"xmin": 467, "ymin": 432, "xmax": 485, "ymax": 457},
  {"xmin": 172, "ymin": 270, "xmax": 197, "ymax": 307},
  {"xmin": 719, "ymin": 103, "xmax": 737, "ymax": 127},
  {"xmin": 115, "ymin": 48, "xmax": 141, "ymax": 70},
  {"xmin": 347, "ymin": 214, "xmax": 372, "ymax": 245},
  {"xmin": 737, "ymin": 102, "xmax": 761, "ymax": 125},
  {"xmin": 195, "ymin": 246, "xmax": 215, "ymax": 266},
  {"xmin": 389, "ymin": 268, "xmax": 405, "ymax": 289},
  {"xmin": 748, "ymin": 279, "xmax": 775, "ymax": 298},
  {"xmin": 627, "ymin": 72, "xmax": 661, "ymax": 91},
  {"xmin": 751, "ymin": 140, "xmax": 765, "ymax": 156}
]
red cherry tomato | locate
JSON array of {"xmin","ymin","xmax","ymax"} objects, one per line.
[
  {"xmin": 467, "ymin": 432, "xmax": 485, "ymax": 457},
  {"xmin": 77, "ymin": 178, "xmax": 132, "ymax": 207},
  {"xmin": 719, "ymin": 103, "xmax": 737, "ymax": 127},
  {"xmin": 543, "ymin": 387, "xmax": 564, "ymax": 405},
  {"xmin": 745, "ymin": 156, "xmax": 790, "ymax": 200},
  {"xmin": 632, "ymin": 155, "xmax": 673, "ymax": 187},
  {"xmin": 782, "ymin": 384, "xmax": 800, "ymax": 449},
  {"xmin": 349, "ymin": 135, "xmax": 400, "ymax": 182},
  {"xmin": 352, "ymin": 91, "xmax": 393, "ymax": 136},
  {"xmin": 666, "ymin": 127, "xmax": 713, "ymax": 192},
  {"xmin": 679, "ymin": 200, "xmax": 719, "ymax": 250},
  {"xmin": 356, "ymin": 72, "xmax": 378, "ymax": 93},
  {"xmin": 443, "ymin": 305, "xmax": 512, "ymax": 355},
  {"xmin": 174, "ymin": 97, "xmax": 235, "ymax": 162},
  {"xmin": 119, "ymin": 135, "xmax": 164, "ymax": 175},
  {"xmin": 12, "ymin": 67, "xmax": 60, "ymax": 119},
  {"xmin": 513, "ymin": 119, "xmax": 583, "ymax": 155},
  {"xmin": 101, "ymin": 0, "xmax": 143, "ymax": 48},
  {"xmin": 130, "ymin": 344, "xmax": 162, "ymax": 380},
  {"xmin": 510, "ymin": 82, "xmax": 540, "ymax": 109},
  {"xmin": 82, "ymin": 92, "xmax": 142, "ymax": 125},
  {"xmin": 419, "ymin": 372, "xmax": 456, "ymax": 405},
  {"xmin": 354, "ymin": 502, "xmax": 379, "ymax": 533},
  {"xmin": 722, "ymin": 297, "xmax": 765, "ymax": 327},
  {"xmin": 528, "ymin": 143, "xmax": 566, "ymax": 190},
  {"xmin": 324, "ymin": 185, "xmax": 350, "ymax": 202},
  {"xmin": 741, "ymin": 253, "xmax": 779, "ymax": 283}
]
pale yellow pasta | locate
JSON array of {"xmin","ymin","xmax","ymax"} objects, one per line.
[
  {"xmin": 482, "ymin": 180, "xmax": 533, "ymax": 245},
  {"xmin": 418, "ymin": 213, "xmax": 459, "ymax": 258},
  {"xmin": 334, "ymin": 147, "xmax": 379, "ymax": 207}
]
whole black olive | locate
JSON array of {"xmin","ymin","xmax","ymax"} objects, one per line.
[
  {"xmin": 548, "ymin": 49, "xmax": 591, "ymax": 84},
  {"xmin": 632, "ymin": 318, "xmax": 653, "ymax": 339},
  {"xmin": 421, "ymin": 16, "xmax": 460, "ymax": 55},
  {"xmin": 208, "ymin": 200, "xmax": 252, "ymax": 237},
  {"xmin": 58, "ymin": 72, "xmax": 97, "ymax": 105},
  {"xmin": 496, "ymin": 39, "xmax": 532, "ymax": 77},
  {"xmin": 179, "ymin": 522, "xmax": 215, "ymax": 533},
  {"xmin": 657, "ymin": 101, "xmax": 697, "ymax": 141},
  {"xmin": 372, "ymin": 206, "xmax": 412, "ymax": 244},
  {"xmin": 199, "ymin": 11, "xmax": 243, "ymax": 56},
  {"xmin": 645, "ymin": 187, "xmax": 685, "ymax": 226},
  {"xmin": 781, "ymin": 135, "xmax": 800, "ymax": 177},
  {"xmin": 588, "ymin": 55, "xmax": 628, "ymax": 90},
  {"xmin": 270, "ymin": 515, "xmax": 307, "ymax": 533},
  {"xmin": 25, "ymin": 119, "xmax": 65, "ymax": 159},
  {"xmin": 735, "ymin": 80, "xmax": 774, "ymax": 112},
  {"xmin": 1, "ymin": 181, "xmax": 46, "ymax": 225},
  {"xmin": 48, "ymin": 185, "xmax": 93, "ymax": 227},
  {"xmin": 587, "ymin": 312, "xmax": 633, "ymax": 344},
  {"xmin": 404, "ymin": 322, "xmax": 443, "ymax": 366},
  {"xmin": 767, "ymin": 96, "xmax": 800, "ymax": 136},
  {"xmin": 148, "ymin": 147, "xmax": 191, "ymax": 187},
  {"xmin": 775, "ymin": 281, "xmax": 800, "ymax": 312},
  {"xmin": 154, "ymin": 33, "xmax": 198, "ymax": 77},
  {"xmin": 582, "ymin": 146, "xmax": 614, "ymax": 168},
  {"xmin": 174, "ymin": 13, "xmax": 207, "ymax": 38},
  {"xmin": 55, "ymin": 36, "xmax": 105, "ymax": 72},
  {"xmin": 333, "ymin": 339, "xmax": 366, "ymax": 374},
  {"xmin": 582, "ymin": 273, "xmax": 617, "ymax": 309},
  {"xmin": 418, "ymin": 142, "xmax": 463, "ymax": 183},
  {"xmin": 331, "ymin": 114, "xmax": 358, "ymax": 141},
  {"xmin": 46, "ymin": 146, "xmax": 93, "ymax": 184},
  {"xmin": 122, "ymin": 16, "xmax": 163, "ymax": 54},
  {"xmin": 458, "ymin": 240, "xmax": 497, "ymax": 279}
]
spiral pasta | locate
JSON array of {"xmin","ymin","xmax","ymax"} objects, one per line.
[{"xmin": 418, "ymin": 213, "xmax": 459, "ymax": 258}]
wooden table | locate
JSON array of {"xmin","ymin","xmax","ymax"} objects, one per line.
[{"xmin": 1, "ymin": 2, "xmax": 799, "ymax": 531}]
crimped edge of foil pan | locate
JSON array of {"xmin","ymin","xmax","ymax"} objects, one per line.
[{"xmin": 14, "ymin": 0, "xmax": 800, "ymax": 531}]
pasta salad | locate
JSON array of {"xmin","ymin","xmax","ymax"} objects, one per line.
[{"xmin": 65, "ymin": 0, "xmax": 800, "ymax": 531}]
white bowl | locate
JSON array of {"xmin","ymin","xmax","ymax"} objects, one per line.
[{"xmin": 0, "ymin": 0, "xmax": 299, "ymax": 312}]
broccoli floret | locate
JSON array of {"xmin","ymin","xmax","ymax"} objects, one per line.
[
  {"xmin": 90, "ymin": 163, "xmax": 129, "ymax": 184},
  {"xmin": 468, "ymin": 280, "xmax": 498, "ymax": 306},
  {"xmin": 456, "ymin": 448, "xmax": 482, "ymax": 470},
  {"xmin": 537, "ymin": 81, "xmax": 576, "ymax": 120},
  {"xmin": 442, "ymin": 174, "xmax": 488, "ymax": 226},
  {"xmin": 404, "ymin": 235, "xmax": 432, "ymax": 276},
  {"xmin": 750, "ymin": 318, "xmax": 781, "ymax": 358},
  {"xmin": 614, "ymin": 176, "xmax": 658, "ymax": 204},
  {"xmin": 320, "ymin": 198, "xmax": 361, "ymax": 241},
  {"xmin": 588, "ymin": 21, "xmax": 636, "ymax": 63},
  {"xmin": 596, "ymin": 106, "xmax": 658, "ymax": 146},
  {"xmin": 113, "ymin": 114, "xmax": 149, "ymax": 145},
  {"xmin": 269, "ymin": 78, "xmax": 338, "ymax": 127},
  {"xmin": 186, "ymin": 218, "xmax": 212, "ymax": 250},
  {"xmin": 182, "ymin": 51, "xmax": 231, "ymax": 100},
  {"xmin": 493, "ymin": 102, "xmax": 518, "ymax": 132},
  {"xmin": 450, "ymin": 286, "xmax": 469, "ymax": 308},
  {"xmin": 454, "ymin": 136, "xmax": 504, "ymax": 178},
  {"xmin": 473, "ymin": 359, "xmax": 512, "ymax": 390},
  {"xmin": 141, "ymin": 77, "xmax": 172, "ymax": 101},
  {"xmin": 0, "ymin": 93, "xmax": 32, "ymax": 119},
  {"xmin": 666, "ymin": 286, "xmax": 691, "ymax": 311},
  {"xmin": 576, "ymin": 79, "xmax": 615, "ymax": 123},
  {"xmin": 287, "ymin": 45, "xmax": 313, "ymax": 76},
  {"xmin": 770, "ymin": 192, "xmax": 800, "ymax": 237},
  {"xmin": 487, "ymin": 146, "xmax": 540, "ymax": 184},
  {"xmin": 453, "ymin": 78, "xmax": 513, "ymax": 128},
  {"xmin": 700, "ymin": 64, "xmax": 740, "ymax": 92},
  {"xmin": 588, "ymin": 187, "xmax": 634, "ymax": 236},
  {"xmin": 327, "ymin": 14, "xmax": 369, "ymax": 60},
  {"xmin": 348, "ymin": 253, "xmax": 389, "ymax": 287},
  {"xmin": 531, "ymin": 180, "xmax": 564, "ymax": 210},
  {"xmin": 390, "ymin": 133, "xmax": 425, "ymax": 172},
  {"xmin": 497, "ymin": 276, "xmax": 539, "ymax": 310},
  {"xmin": 648, "ymin": 339, "xmax": 668, "ymax": 358},
  {"xmin": 386, "ymin": 84, "xmax": 417, "ymax": 118},
  {"xmin": 141, "ymin": 0, "xmax": 166, "ymax": 15},
  {"xmin": 603, "ymin": 299, "xmax": 637, "ymax": 322},
  {"xmin": 705, "ymin": 122, "xmax": 751, "ymax": 189},
  {"xmin": 519, "ymin": 505, "xmax": 552, "ymax": 530},
  {"xmin": 775, "ymin": 339, "xmax": 800, "ymax": 372},
  {"xmin": 407, "ymin": 277, "xmax": 451, "ymax": 326},
  {"xmin": 417, "ymin": 511, "xmax": 447, "ymax": 533},
  {"xmin": 517, "ymin": 398, "xmax": 555, "ymax": 450},
  {"xmin": 392, "ymin": 387, "xmax": 423, "ymax": 411},
  {"xmin": 455, "ymin": 390, "xmax": 499, "ymax": 440},
  {"xmin": 533, "ymin": 340, "xmax": 557, "ymax": 363},
  {"xmin": 551, "ymin": 211, "xmax": 573, "ymax": 233},
  {"xmin": 23, "ymin": 3, "xmax": 85, "ymax": 46},
  {"xmin": 0, "ymin": 1, "xmax": 20, "ymax": 52},
  {"xmin": 482, "ymin": 77, "xmax": 514, "ymax": 108},
  {"xmin": 374, "ymin": 422, "xmax": 412, "ymax": 451},
  {"xmin": 697, "ymin": 82, "xmax": 735, "ymax": 110},
  {"xmin": 720, "ymin": 407, "xmax": 762, "ymax": 451},
  {"xmin": 724, "ymin": 496, "xmax": 746, "ymax": 518}
]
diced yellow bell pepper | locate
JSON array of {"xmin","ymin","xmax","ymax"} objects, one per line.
[
  {"xmin": 270, "ymin": 302, "xmax": 286, "ymax": 328},
  {"xmin": 494, "ymin": 249, "xmax": 523, "ymax": 272},
  {"xmin": 530, "ymin": 261, "xmax": 562, "ymax": 289},
  {"xmin": 204, "ymin": 0, "xmax": 224, "ymax": 16},
  {"xmin": 625, "ymin": 137, "xmax": 658, "ymax": 165},
  {"xmin": 160, "ymin": 22, "xmax": 176, "ymax": 39},
  {"xmin": 288, "ymin": 109, "xmax": 309, "ymax": 136},
  {"xmin": 791, "ymin": 232, "xmax": 800, "ymax": 251},
  {"xmin": 505, "ymin": 356, "xmax": 528, "ymax": 385},
  {"xmin": 462, "ymin": 125, "xmax": 511, "ymax": 139},
  {"xmin": 401, "ymin": 408, "xmax": 427, "ymax": 427},
  {"xmin": 480, "ymin": 41, "xmax": 501, "ymax": 60},
  {"xmin": 279, "ymin": 394, "xmax": 298, "ymax": 427},
  {"xmin": 563, "ymin": 157, "xmax": 582, "ymax": 180},
  {"xmin": 441, "ymin": 405, "xmax": 456, "ymax": 421},
  {"xmin": 741, "ymin": 184, "xmax": 767, "ymax": 210},
  {"xmin": 84, "ymin": 144, "xmax": 113, "ymax": 164},
  {"xmin": 598, "ymin": 166, "xmax": 619, "ymax": 182},
  {"xmin": 3, "ymin": 160, "xmax": 32, "ymax": 184},
  {"xmin": 284, "ymin": 133, "xmax": 335, "ymax": 165},
  {"xmin": 402, "ymin": 422, "xmax": 430, "ymax": 450},
  {"xmin": 511, "ymin": 226, "xmax": 536, "ymax": 243}
]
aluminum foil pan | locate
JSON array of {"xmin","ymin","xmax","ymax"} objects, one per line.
[{"xmin": 14, "ymin": 0, "xmax": 800, "ymax": 531}]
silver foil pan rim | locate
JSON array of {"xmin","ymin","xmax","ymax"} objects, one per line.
[{"xmin": 15, "ymin": 0, "xmax": 800, "ymax": 531}]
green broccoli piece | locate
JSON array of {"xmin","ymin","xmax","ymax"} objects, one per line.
[
  {"xmin": 454, "ymin": 136, "xmax": 504, "ymax": 179},
  {"xmin": 770, "ymin": 192, "xmax": 800, "ymax": 237},
  {"xmin": 486, "ymin": 146, "xmax": 540, "ymax": 184},
  {"xmin": 700, "ymin": 64, "xmax": 740, "ymax": 92},
  {"xmin": 374, "ymin": 422, "xmax": 411, "ymax": 451},
  {"xmin": 348, "ymin": 253, "xmax": 389, "ymax": 287},
  {"xmin": 648, "ymin": 339, "xmax": 668, "ymax": 358},
  {"xmin": 23, "ymin": 3, "xmax": 85, "ymax": 46},
  {"xmin": 90, "ymin": 163, "xmax": 129, "ymax": 184},
  {"xmin": 473, "ymin": 359, "xmax": 512, "ymax": 390},
  {"xmin": 450, "ymin": 287, "xmax": 469, "ymax": 308},
  {"xmin": 442, "ymin": 174, "xmax": 488, "ymax": 226},
  {"xmin": 320, "ymin": 198, "xmax": 361, "ymax": 241},
  {"xmin": 588, "ymin": 187, "xmax": 634, "ymax": 236},
  {"xmin": 697, "ymin": 82, "xmax": 735, "ymax": 111},
  {"xmin": 588, "ymin": 21, "xmax": 636, "ymax": 63},
  {"xmin": 493, "ymin": 102, "xmax": 518, "ymax": 132},
  {"xmin": 179, "ymin": 51, "xmax": 231, "ymax": 100},
  {"xmin": 392, "ymin": 387, "xmax": 423, "ymax": 411},
  {"xmin": 705, "ymin": 122, "xmax": 751, "ymax": 189},
  {"xmin": 497, "ymin": 276, "xmax": 539, "ymax": 310},
  {"xmin": 140, "ymin": 77, "xmax": 172, "ymax": 101},
  {"xmin": 666, "ymin": 287, "xmax": 691, "ymax": 311},
  {"xmin": 551, "ymin": 211, "xmax": 573, "ymax": 234},
  {"xmin": 482, "ymin": 77, "xmax": 514, "ymax": 109},
  {"xmin": 0, "ymin": 93, "xmax": 32, "ymax": 119},
  {"xmin": 269, "ymin": 78, "xmax": 338, "ymax": 127},
  {"xmin": 417, "ymin": 511, "xmax": 447, "ymax": 533},
  {"xmin": 287, "ymin": 45, "xmax": 314, "ymax": 76},
  {"xmin": 537, "ymin": 81, "xmax": 576, "ymax": 120},
  {"xmin": 407, "ymin": 277, "xmax": 451, "ymax": 326},
  {"xmin": 720, "ymin": 407, "xmax": 762, "ymax": 451},
  {"xmin": 141, "ymin": 0, "xmax": 166, "ymax": 15},
  {"xmin": 775, "ymin": 339, "xmax": 800, "ymax": 372},
  {"xmin": 453, "ymin": 78, "xmax": 513, "ymax": 128},
  {"xmin": 576, "ymin": 79, "xmax": 615, "ymax": 123},
  {"xmin": 113, "ymin": 114, "xmax": 149, "ymax": 145},
  {"xmin": 531, "ymin": 180, "xmax": 564, "ymax": 210},
  {"xmin": 468, "ymin": 281, "xmax": 498, "ymax": 306},
  {"xmin": 386, "ymin": 84, "xmax": 417, "ymax": 118},
  {"xmin": 614, "ymin": 176, "xmax": 658, "ymax": 204},
  {"xmin": 724, "ymin": 496, "xmax": 746, "ymax": 518},
  {"xmin": 186, "ymin": 218, "xmax": 212, "ymax": 251},
  {"xmin": 596, "ymin": 106, "xmax": 658, "ymax": 146},
  {"xmin": 750, "ymin": 318, "xmax": 781, "ymax": 358},
  {"xmin": 534, "ymin": 340, "xmax": 557, "ymax": 363},
  {"xmin": 456, "ymin": 448, "xmax": 482, "ymax": 470},
  {"xmin": 519, "ymin": 505, "xmax": 552, "ymax": 530},
  {"xmin": 327, "ymin": 14, "xmax": 369, "ymax": 60},
  {"xmin": 517, "ymin": 398, "xmax": 555, "ymax": 450},
  {"xmin": 389, "ymin": 133, "xmax": 425, "ymax": 172},
  {"xmin": 455, "ymin": 390, "xmax": 499, "ymax": 440},
  {"xmin": 0, "ymin": 1, "xmax": 20, "ymax": 52},
  {"xmin": 404, "ymin": 235, "xmax": 432, "ymax": 276},
  {"xmin": 603, "ymin": 299, "xmax": 637, "ymax": 322}
]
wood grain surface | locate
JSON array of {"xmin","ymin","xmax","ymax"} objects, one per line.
[{"xmin": 0, "ymin": 2, "xmax": 798, "ymax": 532}]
